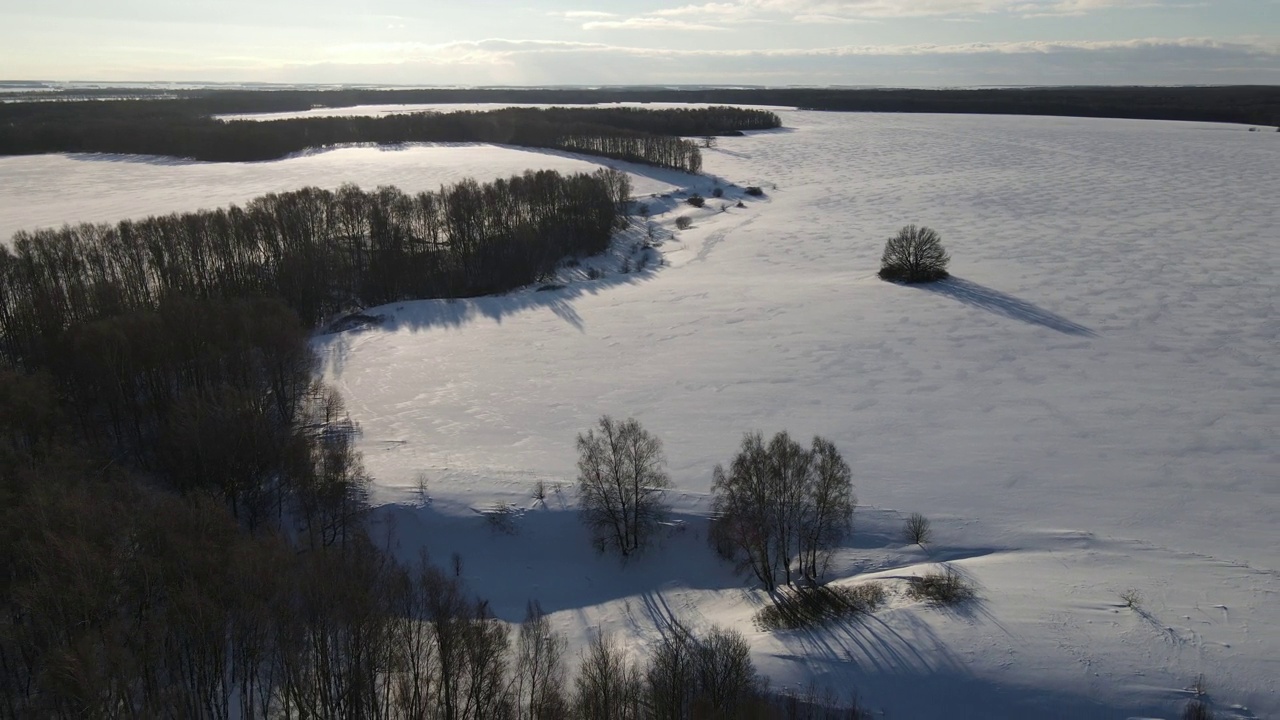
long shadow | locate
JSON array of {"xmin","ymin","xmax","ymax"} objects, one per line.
[
  {"xmin": 341, "ymin": 265, "xmax": 659, "ymax": 336},
  {"xmin": 918, "ymin": 277, "xmax": 1097, "ymax": 336},
  {"xmin": 370, "ymin": 503, "xmax": 745, "ymax": 622}
]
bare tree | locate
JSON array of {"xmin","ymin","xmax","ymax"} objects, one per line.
[
  {"xmin": 904, "ymin": 512, "xmax": 932, "ymax": 547},
  {"xmin": 799, "ymin": 437, "xmax": 855, "ymax": 584},
  {"xmin": 573, "ymin": 632, "xmax": 643, "ymax": 720},
  {"xmin": 692, "ymin": 627, "xmax": 763, "ymax": 719},
  {"xmin": 645, "ymin": 630, "xmax": 697, "ymax": 720},
  {"xmin": 878, "ymin": 224, "xmax": 950, "ymax": 283},
  {"xmin": 576, "ymin": 416, "xmax": 671, "ymax": 556},
  {"xmin": 515, "ymin": 600, "xmax": 568, "ymax": 720},
  {"xmin": 711, "ymin": 432, "xmax": 780, "ymax": 588}
]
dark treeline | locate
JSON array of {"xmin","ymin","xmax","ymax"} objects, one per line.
[
  {"xmin": 5, "ymin": 85, "xmax": 1276, "ymax": 126},
  {"xmin": 0, "ymin": 453, "xmax": 864, "ymax": 718},
  {"xmin": 0, "ymin": 104, "xmax": 784, "ymax": 168},
  {"xmin": 1, "ymin": 168, "xmax": 628, "ymax": 371}
]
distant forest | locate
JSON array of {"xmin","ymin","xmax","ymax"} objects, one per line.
[
  {"xmin": 0, "ymin": 104, "xmax": 782, "ymax": 168},
  {"xmin": 4, "ymin": 85, "xmax": 1277, "ymax": 125}
]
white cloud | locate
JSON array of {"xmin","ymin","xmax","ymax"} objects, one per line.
[
  {"xmin": 581, "ymin": 17, "xmax": 727, "ymax": 31},
  {"xmin": 584, "ymin": 0, "xmax": 1200, "ymax": 29},
  {"xmin": 557, "ymin": 10, "xmax": 618, "ymax": 19}
]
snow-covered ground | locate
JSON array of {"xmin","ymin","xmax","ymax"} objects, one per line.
[{"xmin": 4, "ymin": 110, "xmax": 1277, "ymax": 718}]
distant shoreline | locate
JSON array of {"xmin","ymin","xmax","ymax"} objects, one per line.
[{"xmin": 3, "ymin": 85, "xmax": 1278, "ymax": 127}]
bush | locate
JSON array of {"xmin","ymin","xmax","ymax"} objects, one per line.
[
  {"xmin": 675, "ymin": 216, "xmax": 693, "ymax": 230},
  {"xmin": 744, "ymin": 186, "xmax": 765, "ymax": 196},
  {"xmin": 712, "ymin": 187, "xmax": 724, "ymax": 198},
  {"xmin": 906, "ymin": 565, "xmax": 976, "ymax": 605},
  {"xmin": 485, "ymin": 502, "xmax": 519, "ymax": 534},
  {"xmin": 755, "ymin": 583, "xmax": 886, "ymax": 631},
  {"xmin": 686, "ymin": 194, "xmax": 706, "ymax": 208},
  {"xmin": 878, "ymin": 224, "xmax": 951, "ymax": 283}
]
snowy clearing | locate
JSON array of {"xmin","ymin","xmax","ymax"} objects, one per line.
[
  {"xmin": 318, "ymin": 112, "xmax": 1278, "ymax": 719},
  {"xmin": 5, "ymin": 109, "xmax": 1277, "ymax": 718}
]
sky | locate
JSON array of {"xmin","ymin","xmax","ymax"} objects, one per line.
[{"xmin": 1, "ymin": 0, "xmax": 1277, "ymax": 86}]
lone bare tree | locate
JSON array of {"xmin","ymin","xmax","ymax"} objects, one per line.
[
  {"xmin": 576, "ymin": 416, "xmax": 671, "ymax": 556},
  {"xmin": 879, "ymin": 224, "xmax": 951, "ymax": 283},
  {"xmin": 904, "ymin": 512, "xmax": 932, "ymax": 547}
]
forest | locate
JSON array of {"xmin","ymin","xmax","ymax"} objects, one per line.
[
  {"xmin": 4, "ymin": 85, "xmax": 1277, "ymax": 126},
  {"xmin": 0, "ymin": 104, "xmax": 782, "ymax": 167}
]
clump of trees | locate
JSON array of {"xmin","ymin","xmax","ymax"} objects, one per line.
[
  {"xmin": 576, "ymin": 416, "xmax": 672, "ymax": 556},
  {"xmin": 878, "ymin": 224, "xmax": 950, "ymax": 283},
  {"xmin": 709, "ymin": 432, "xmax": 855, "ymax": 588}
]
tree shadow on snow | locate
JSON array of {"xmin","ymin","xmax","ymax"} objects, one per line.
[
  {"xmin": 918, "ymin": 277, "xmax": 1097, "ymax": 337},
  {"xmin": 774, "ymin": 605, "xmax": 1138, "ymax": 719}
]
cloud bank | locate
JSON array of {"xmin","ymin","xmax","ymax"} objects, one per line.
[{"xmin": 267, "ymin": 36, "xmax": 1279, "ymax": 86}]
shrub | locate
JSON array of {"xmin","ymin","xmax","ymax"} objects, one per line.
[
  {"xmin": 485, "ymin": 502, "xmax": 519, "ymax": 534},
  {"xmin": 675, "ymin": 216, "xmax": 693, "ymax": 230},
  {"xmin": 744, "ymin": 186, "xmax": 765, "ymax": 196},
  {"xmin": 755, "ymin": 583, "xmax": 886, "ymax": 631},
  {"xmin": 879, "ymin": 224, "xmax": 951, "ymax": 283},
  {"xmin": 686, "ymin": 194, "xmax": 706, "ymax": 208},
  {"xmin": 904, "ymin": 512, "xmax": 932, "ymax": 546},
  {"xmin": 736, "ymin": 201, "xmax": 746, "ymax": 208},
  {"xmin": 712, "ymin": 187, "xmax": 724, "ymax": 198},
  {"xmin": 906, "ymin": 565, "xmax": 976, "ymax": 605}
]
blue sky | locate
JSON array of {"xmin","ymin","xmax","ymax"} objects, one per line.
[{"xmin": 2, "ymin": 0, "xmax": 1277, "ymax": 85}]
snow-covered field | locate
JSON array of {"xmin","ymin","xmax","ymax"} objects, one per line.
[{"xmin": 5, "ymin": 110, "xmax": 1277, "ymax": 718}]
